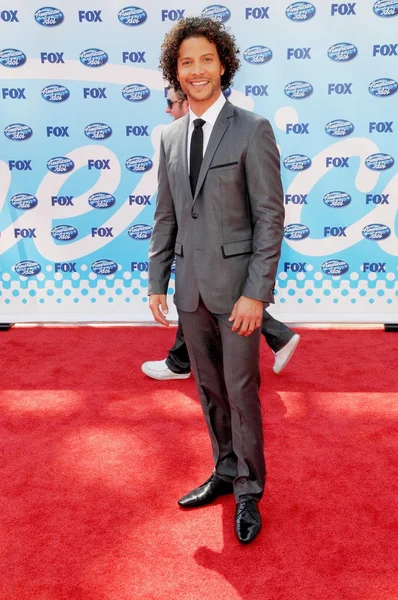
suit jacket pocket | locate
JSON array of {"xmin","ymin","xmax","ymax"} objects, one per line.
[
  {"xmin": 175, "ymin": 242, "xmax": 183, "ymax": 257},
  {"xmin": 209, "ymin": 161, "xmax": 238, "ymax": 172},
  {"xmin": 221, "ymin": 239, "xmax": 252, "ymax": 258}
]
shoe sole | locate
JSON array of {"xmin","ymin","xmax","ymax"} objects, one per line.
[
  {"xmin": 141, "ymin": 365, "xmax": 191, "ymax": 380},
  {"xmin": 273, "ymin": 334, "xmax": 300, "ymax": 374}
]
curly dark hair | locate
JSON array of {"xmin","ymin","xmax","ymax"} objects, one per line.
[{"xmin": 159, "ymin": 17, "xmax": 240, "ymax": 93}]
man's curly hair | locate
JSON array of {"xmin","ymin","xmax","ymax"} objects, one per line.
[{"xmin": 159, "ymin": 17, "xmax": 240, "ymax": 93}]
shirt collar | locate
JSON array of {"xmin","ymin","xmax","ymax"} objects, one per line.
[{"xmin": 189, "ymin": 92, "xmax": 226, "ymax": 127}]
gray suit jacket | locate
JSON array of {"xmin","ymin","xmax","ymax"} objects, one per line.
[{"xmin": 148, "ymin": 100, "xmax": 285, "ymax": 314}]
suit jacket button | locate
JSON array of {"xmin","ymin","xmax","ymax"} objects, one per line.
[{"xmin": 191, "ymin": 213, "xmax": 198, "ymax": 219}]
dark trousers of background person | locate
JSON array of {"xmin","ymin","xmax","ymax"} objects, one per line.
[{"xmin": 166, "ymin": 309, "xmax": 295, "ymax": 375}]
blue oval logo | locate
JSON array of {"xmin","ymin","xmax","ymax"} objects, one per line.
[
  {"xmin": 362, "ymin": 224, "xmax": 391, "ymax": 240},
  {"xmin": 328, "ymin": 42, "xmax": 358, "ymax": 62},
  {"xmin": 88, "ymin": 193, "xmax": 116, "ymax": 209},
  {"xmin": 4, "ymin": 123, "xmax": 33, "ymax": 141},
  {"xmin": 223, "ymin": 87, "xmax": 232, "ymax": 98},
  {"xmin": 323, "ymin": 191, "xmax": 351, "ymax": 208},
  {"xmin": 118, "ymin": 6, "xmax": 147, "ymax": 26},
  {"xmin": 34, "ymin": 7, "xmax": 64, "ymax": 26},
  {"xmin": 91, "ymin": 259, "xmax": 118, "ymax": 275},
  {"xmin": 321, "ymin": 259, "xmax": 349, "ymax": 276},
  {"xmin": 0, "ymin": 48, "xmax": 26, "ymax": 68},
  {"xmin": 285, "ymin": 2, "xmax": 316, "ymax": 21},
  {"xmin": 201, "ymin": 5, "xmax": 231, "ymax": 22},
  {"xmin": 125, "ymin": 156, "xmax": 153, "ymax": 173},
  {"xmin": 47, "ymin": 156, "xmax": 74, "ymax": 174},
  {"xmin": 369, "ymin": 78, "xmax": 398, "ymax": 98},
  {"xmin": 325, "ymin": 119, "xmax": 354, "ymax": 137},
  {"xmin": 128, "ymin": 224, "xmax": 153, "ymax": 240},
  {"xmin": 365, "ymin": 153, "xmax": 394, "ymax": 171},
  {"xmin": 10, "ymin": 193, "xmax": 38, "ymax": 210},
  {"xmin": 79, "ymin": 49, "xmax": 108, "ymax": 68},
  {"xmin": 243, "ymin": 46, "xmax": 273, "ymax": 65},
  {"xmin": 284, "ymin": 81, "xmax": 313, "ymax": 99},
  {"xmin": 14, "ymin": 260, "xmax": 41, "ymax": 277},
  {"xmin": 51, "ymin": 225, "xmax": 78, "ymax": 241},
  {"xmin": 84, "ymin": 123, "xmax": 112, "ymax": 140},
  {"xmin": 122, "ymin": 83, "xmax": 150, "ymax": 102},
  {"xmin": 41, "ymin": 84, "xmax": 70, "ymax": 103},
  {"xmin": 284, "ymin": 224, "xmax": 310, "ymax": 240},
  {"xmin": 373, "ymin": 0, "xmax": 398, "ymax": 17},
  {"xmin": 283, "ymin": 154, "xmax": 312, "ymax": 171}
]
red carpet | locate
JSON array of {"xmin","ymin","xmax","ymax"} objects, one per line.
[{"xmin": 0, "ymin": 326, "xmax": 397, "ymax": 600}]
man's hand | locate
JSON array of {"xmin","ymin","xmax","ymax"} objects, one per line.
[
  {"xmin": 149, "ymin": 294, "xmax": 169, "ymax": 326},
  {"xmin": 229, "ymin": 296, "xmax": 263, "ymax": 336}
]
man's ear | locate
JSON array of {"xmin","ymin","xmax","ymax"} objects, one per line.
[{"xmin": 221, "ymin": 64, "xmax": 225, "ymax": 76}]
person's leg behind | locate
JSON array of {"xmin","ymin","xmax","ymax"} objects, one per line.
[{"xmin": 165, "ymin": 316, "xmax": 191, "ymax": 374}]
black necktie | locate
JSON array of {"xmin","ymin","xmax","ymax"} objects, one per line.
[{"xmin": 189, "ymin": 118, "xmax": 206, "ymax": 195}]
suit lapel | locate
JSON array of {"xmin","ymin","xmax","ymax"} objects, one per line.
[
  {"xmin": 193, "ymin": 100, "xmax": 235, "ymax": 203},
  {"xmin": 175, "ymin": 115, "xmax": 192, "ymax": 201}
]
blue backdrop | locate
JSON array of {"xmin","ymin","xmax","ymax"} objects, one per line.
[{"xmin": 0, "ymin": 0, "xmax": 397, "ymax": 322}]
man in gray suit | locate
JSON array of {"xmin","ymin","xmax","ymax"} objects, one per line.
[
  {"xmin": 148, "ymin": 17, "xmax": 284, "ymax": 544},
  {"xmin": 142, "ymin": 87, "xmax": 299, "ymax": 381}
]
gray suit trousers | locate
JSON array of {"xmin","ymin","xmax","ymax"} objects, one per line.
[{"xmin": 179, "ymin": 298, "xmax": 265, "ymax": 502}]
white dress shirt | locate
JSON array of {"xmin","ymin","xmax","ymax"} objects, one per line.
[{"xmin": 187, "ymin": 92, "xmax": 226, "ymax": 169}]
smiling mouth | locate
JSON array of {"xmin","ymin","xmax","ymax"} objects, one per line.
[{"xmin": 189, "ymin": 80, "xmax": 209, "ymax": 88}]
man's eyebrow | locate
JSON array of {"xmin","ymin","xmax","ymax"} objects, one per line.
[{"xmin": 178, "ymin": 52, "xmax": 216, "ymax": 60}]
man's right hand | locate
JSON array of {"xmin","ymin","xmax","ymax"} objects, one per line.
[{"xmin": 149, "ymin": 294, "xmax": 169, "ymax": 326}]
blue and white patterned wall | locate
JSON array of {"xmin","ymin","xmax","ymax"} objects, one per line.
[{"xmin": 0, "ymin": 1, "xmax": 397, "ymax": 322}]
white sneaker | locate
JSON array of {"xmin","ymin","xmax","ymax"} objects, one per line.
[
  {"xmin": 273, "ymin": 334, "xmax": 300, "ymax": 374},
  {"xmin": 141, "ymin": 359, "xmax": 191, "ymax": 381}
]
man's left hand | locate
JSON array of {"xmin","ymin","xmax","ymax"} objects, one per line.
[{"xmin": 229, "ymin": 296, "xmax": 263, "ymax": 336}]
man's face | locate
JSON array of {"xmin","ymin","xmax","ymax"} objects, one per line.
[
  {"xmin": 177, "ymin": 36, "xmax": 225, "ymax": 114},
  {"xmin": 166, "ymin": 87, "xmax": 187, "ymax": 120}
]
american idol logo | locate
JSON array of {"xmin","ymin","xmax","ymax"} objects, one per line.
[
  {"xmin": 321, "ymin": 259, "xmax": 349, "ymax": 276},
  {"xmin": 0, "ymin": 48, "xmax": 26, "ymax": 68},
  {"xmin": 201, "ymin": 5, "xmax": 231, "ymax": 22},
  {"xmin": 243, "ymin": 46, "xmax": 273, "ymax": 65},
  {"xmin": 14, "ymin": 260, "xmax": 41, "ymax": 277},
  {"xmin": 125, "ymin": 156, "xmax": 153, "ymax": 173},
  {"xmin": 41, "ymin": 84, "xmax": 70, "ymax": 103},
  {"xmin": 34, "ymin": 7, "xmax": 64, "ymax": 27},
  {"xmin": 323, "ymin": 192, "xmax": 351, "ymax": 208},
  {"xmin": 84, "ymin": 123, "xmax": 112, "ymax": 140},
  {"xmin": 122, "ymin": 83, "xmax": 150, "ymax": 102},
  {"xmin": 285, "ymin": 2, "xmax": 316, "ymax": 21},
  {"xmin": 51, "ymin": 225, "xmax": 78, "ymax": 241},
  {"xmin": 283, "ymin": 154, "xmax": 312, "ymax": 171},
  {"xmin": 325, "ymin": 119, "xmax": 354, "ymax": 137},
  {"xmin": 328, "ymin": 43, "xmax": 358, "ymax": 62},
  {"xmin": 91, "ymin": 259, "xmax": 118, "ymax": 275},
  {"xmin": 4, "ymin": 124, "xmax": 33, "ymax": 141},
  {"xmin": 362, "ymin": 224, "xmax": 391, "ymax": 240},
  {"xmin": 128, "ymin": 224, "xmax": 153, "ymax": 240},
  {"xmin": 284, "ymin": 81, "xmax": 313, "ymax": 99},
  {"xmin": 369, "ymin": 78, "xmax": 398, "ymax": 97},
  {"xmin": 373, "ymin": 0, "xmax": 398, "ymax": 17},
  {"xmin": 88, "ymin": 193, "xmax": 116, "ymax": 209},
  {"xmin": 365, "ymin": 153, "xmax": 394, "ymax": 171},
  {"xmin": 47, "ymin": 157, "xmax": 74, "ymax": 174},
  {"xmin": 10, "ymin": 193, "xmax": 38, "ymax": 210},
  {"xmin": 79, "ymin": 49, "xmax": 108, "ymax": 68},
  {"xmin": 118, "ymin": 6, "xmax": 147, "ymax": 26},
  {"xmin": 284, "ymin": 224, "xmax": 310, "ymax": 240}
]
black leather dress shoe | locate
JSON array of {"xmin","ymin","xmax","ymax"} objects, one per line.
[
  {"xmin": 178, "ymin": 473, "xmax": 234, "ymax": 508},
  {"xmin": 235, "ymin": 499, "xmax": 262, "ymax": 544}
]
